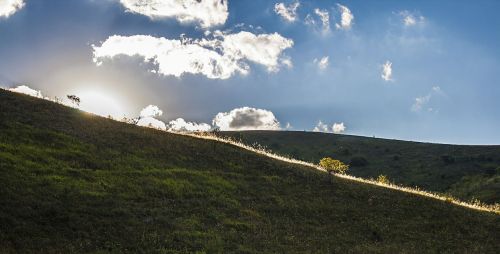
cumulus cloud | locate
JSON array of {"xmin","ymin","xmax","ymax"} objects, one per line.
[
  {"xmin": 168, "ymin": 118, "xmax": 211, "ymax": 132},
  {"xmin": 335, "ymin": 4, "xmax": 353, "ymax": 30},
  {"xmin": 137, "ymin": 105, "xmax": 166, "ymax": 130},
  {"xmin": 92, "ymin": 31, "xmax": 293, "ymax": 79},
  {"xmin": 137, "ymin": 117, "xmax": 167, "ymax": 130},
  {"xmin": 314, "ymin": 56, "xmax": 329, "ymax": 71},
  {"xmin": 140, "ymin": 104, "xmax": 163, "ymax": 118},
  {"xmin": 274, "ymin": 1, "xmax": 300, "ymax": 23},
  {"xmin": 398, "ymin": 10, "xmax": 425, "ymax": 26},
  {"xmin": 313, "ymin": 120, "xmax": 346, "ymax": 133},
  {"xmin": 118, "ymin": 0, "xmax": 228, "ymax": 28},
  {"xmin": 313, "ymin": 120, "xmax": 329, "ymax": 132},
  {"xmin": 411, "ymin": 86, "xmax": 444, "ymax": 112},
  {"xmin": 381, "ymin": 60, "xmax": 393, "ymax": 81},
  {"xmin": 8, "ymin": 85, "xmax": 43, "ymax": 98},
  {"xmin": 0, "ymin": 0, "xmax": 24, "ymax": 18},
  {"xmin": 213, "ymin": 107, "xmax": 280, "ymax": 131},
  {"xmin": 332, "ymin": 122, "xmax": 346, "ymax": 134}
]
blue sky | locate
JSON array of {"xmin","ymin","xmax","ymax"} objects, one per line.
[{"xmin": 0, "ymin": 0, "xmax": 499, "ymax": 144}]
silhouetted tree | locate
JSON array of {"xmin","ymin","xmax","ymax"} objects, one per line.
[{"xmin": 67, "ymin": 95, "xmax": 80, "ymax": 106}]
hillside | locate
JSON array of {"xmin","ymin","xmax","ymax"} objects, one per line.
[
  {"xmin": 222, "ymin": 131, "xmax": 500, "ymax": 204},
  {"xmin": 0, "ymin": 89, "xmax": 499, "ymax": 253}
]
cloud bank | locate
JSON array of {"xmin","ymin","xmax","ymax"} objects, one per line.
[
  {"xmin": 119, "ymin": 0, "xmax": 228, "ymax": 28},
  {"xmin": 8, "ymin": 85, "xmax": 43, "ymax": 98},
  {"xmin": 168, "ymin": 118, "xmax": 211, "ymax": 132},
  {"xmin": 274, "ymin": 1, "xmax": 300, "ymax": 23},
  {"xmin": 213, "ymin": 107, "xmax": 280, "ymax": 131},
  {"xmin": 93, "ymin": 31, "xmax": 293, "ymax": 79}
]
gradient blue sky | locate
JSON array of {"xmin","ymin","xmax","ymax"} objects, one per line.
[{"xmin": 1, "ymin": 0, "xmax": 499, "ymax": 144}]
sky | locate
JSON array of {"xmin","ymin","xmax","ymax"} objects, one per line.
[{"xmin": 0, "ymin": 0, "xmax": 499, "ymax": 144}]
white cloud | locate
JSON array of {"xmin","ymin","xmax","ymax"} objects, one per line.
[
  {"xmin": 332, "ymin": 122, "xmax": 346, "ymax": 133},
  {"xmin": 0, "ymin": 0, "xmax": 24, "ymax": 18},
  {"xmin": 398, "ymin": 10, "xmax": 425, "ymax": 26},
  {"xmin": 313, "ymin": 120, "xmax": 329, "ymax": 132},
  {"xmin": 140, "ymin": 104, "xmax": 163, "ymax": 118},
  {"xmin": 314, "ymin": 8, "xmax": 330, "ymax": 33},
  {"xmin": 92, "ymin": 31, "xmax": 293, "ymax": 79},
  {"xmin": 136, "ymin": 104, "xmax": 166, "ymax": 130},
  {"xmin": 137, "ymin": 117, "xmax": 167, "ymax": 130},
  {"xmin": 274, "ymin": 1, "xmax": 300, "ymax": 23},
  {"xmin": 213, "ymin": 107, "xmax": 280, "ymax": 131},
  {"xmin": 335, "ymin": 4, "xmax": 353, "ymax": 30},
  {"xmin": 381, "ymin": 60, "xmax": 393, "ymax": 81},
  {"xmin": 118, "ymin": 0, "xmax": 228, "ymax": 28},
  {"xmin": 411, "ymin": 86, "xmax": 444, "ymax": 112},
  {"xmin": 8, "ymin": 85, "xmax": 43, "ymax": 98},
  {"xmin": 314, "ymin": 56, "xmax": 329, "ymax": 71},
  {"xmin": 313, "ymin": 120, "xmax": 346, "ymax": 133},
  {"xmin": 168, "ymin": 118, "xmax": 211, "ymax": 132}
]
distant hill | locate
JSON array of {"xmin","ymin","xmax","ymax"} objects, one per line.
[
  {"xmin": 221, "ymin": 131, "xmax": 500, "ymax": 204},
  {"xmin": 223, "ymin": 131, "xmax": 500, "ymax": 204},
  {"xmin": 0, "ymin": 89, "xmax": 498, "ymax": 253}
]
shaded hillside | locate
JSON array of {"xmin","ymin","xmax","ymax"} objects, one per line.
[
  {"xmin": 222, "ymin": 131, "xmax": 500, "ymax": 204},
  {"xmin": 0, "ymin": 89, "xmax": 499, "ymax": 253}
]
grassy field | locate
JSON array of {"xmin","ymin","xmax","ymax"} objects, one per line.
[
  {"xmin": 0, "ymin": 89, "xmax": 499, "ymax": 253},
  {"xmin": 221, "ymin": 131, "xmax": 500, "ymax": 204}
]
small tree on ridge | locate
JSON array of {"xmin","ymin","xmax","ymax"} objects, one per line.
[{"xmin": 319, "ymin": 157, "xmax": 349, "ymax": 175}]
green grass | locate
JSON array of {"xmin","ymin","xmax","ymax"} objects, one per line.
[
  {"xmin": 221, "ymin": 131, "xmax": 500, "ymax": 204},
  {"xmin": 0, "ymin": 89, "xmax": 499, "ymax": 253}
]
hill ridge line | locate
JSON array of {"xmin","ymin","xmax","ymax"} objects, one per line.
[{"xmin": 176, "ymin": 131, "xmax": 500, "ymax": 214}]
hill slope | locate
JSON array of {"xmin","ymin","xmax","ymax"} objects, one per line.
[
  {"xmin": 0, "ymin": 89, "xmax": 499, "ymax": 253},
  {"xmin": 222, "ymin": 131, "xmax": 500, "ymax": 204}
]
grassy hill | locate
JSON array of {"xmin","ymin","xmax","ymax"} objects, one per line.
[
  {"xmin": 221, "ymin": 131, "xmax": 500, "ymax": 204},
  {"xmin": 0, "ymin": 89, "xmax": 499, "ymax": 253}
]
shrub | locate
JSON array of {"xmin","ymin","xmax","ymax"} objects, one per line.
[
  {"xmin": 350, "ymin": 156, "xmax": 368, "ymax": 167},
  {"xmin": 441, "ymin": 155, "xmax": 455, "ymax": 164},
  {"xmin": 377, "ymin": 175, "xmax": 390, "ymax": 185},
  {"xmin": 319, "ymin": 157, "xmax": 349, "ymax": 175}
]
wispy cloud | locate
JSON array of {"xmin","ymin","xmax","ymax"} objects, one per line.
[
  {"xmin": 335, "ymin": 4, "xmax": 354, "ymax": 30},
  {"xmin": 381, "ymin": 60, "xmax": 393, "ymax": 81},
  {"xmin": 213, "ymin": 107, "xmax": 281, "ymax": 131},
  {"xmin": 0, "ymin": 0, "xmax": 25, "ymax": 18},
  {"xmin": 118, "ymin": 0, "xmax": 228, "ymax": 28},
  {"xmin": 398, "ymin": 10, "xmax": 425, "ymax": 27},
  {"xmin": 92, "ymin": 31, "xmax": 293, "ymax": 79},
  {"xmin": 314, "ymin": 56, "xmax": 329, "ymax": 71},
  {"xmin": 305, "ymin": 8, "xmax": 330, "ymax": 34},
  {"xmin": 274, "ymin": 1, "xmax": 300, "ymax": 23},
  {"xmin": 411, "ymin": 86, "xmax": 444, "ymax": 112}
]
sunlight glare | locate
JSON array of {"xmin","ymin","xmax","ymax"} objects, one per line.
[{"xmin": 76, "ymin": 90, "xmax": 125, "ymax": 119}]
